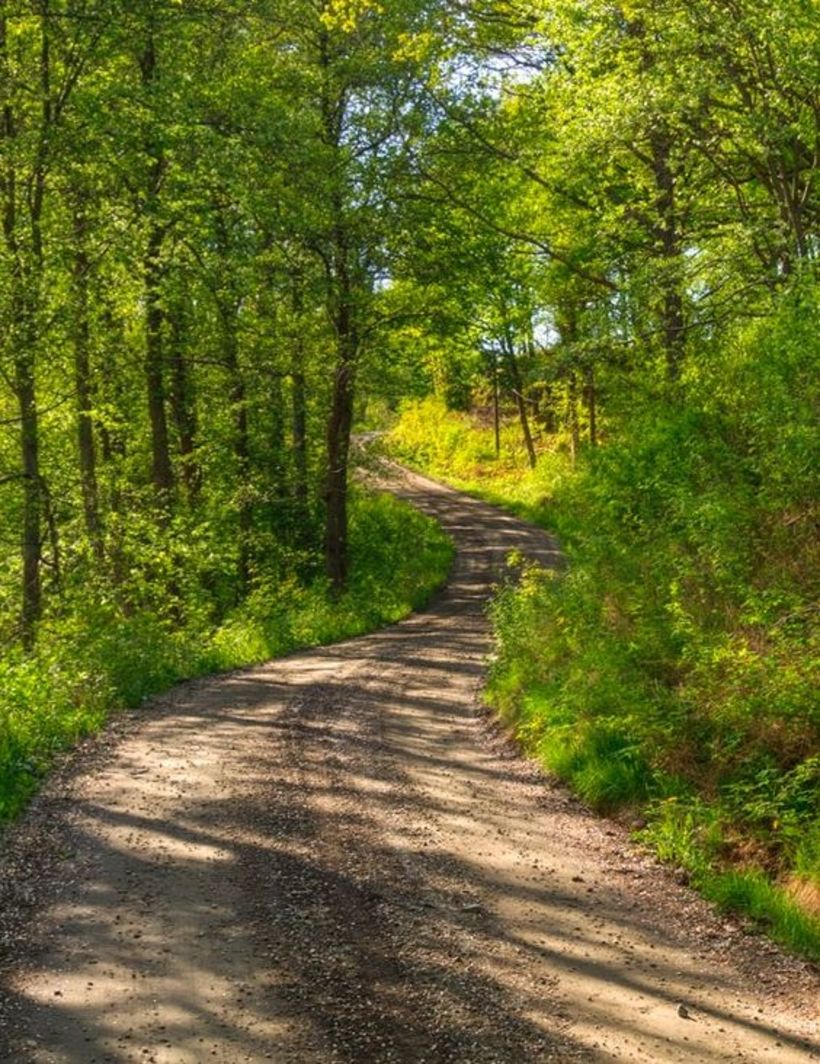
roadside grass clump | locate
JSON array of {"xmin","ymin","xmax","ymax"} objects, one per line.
[
  {"xmin": 389, "ymin": 292, "xmax": 820, "ymax": 961},
  {"xmin": 705, "ymin": 872, "xmax": 817, "ymax": 958},
  {"xmin": 488, "ymin": 549, "xmax": 819, "ymax": 960},
  {"xmin": 642, "ymin": 802, "xmax": 820, "ymax": 961},
  {"xmin": 210, "ymin": 492, "xmax": 454, "ymax": 663},
  {"xmin": 0, "ymin": 492, "xmax": 453, "ymax": 823}
]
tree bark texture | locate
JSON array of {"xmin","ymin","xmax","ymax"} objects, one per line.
[
  {"xmin": 167, "ymin": 298, "xmax": 201, "ymax": 505},
  {"xmin": 140, "ymin": 32, "xmax": 174, "ymax": 507},
  {"xmin": 72, "ymin": 204, "xmax": 103, "ymax": 556},
  {"xmin": 502, "ymin": 332, "xmax": 537, "ymax": 469}
]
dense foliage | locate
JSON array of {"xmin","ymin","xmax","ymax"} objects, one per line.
[
  {"xmin": 381, "ymin": 0, "xmax": 819, "ymax": 956},
  {"xmin": 0, "ymin": 0, "xmax": 454, "ymax": 818}
]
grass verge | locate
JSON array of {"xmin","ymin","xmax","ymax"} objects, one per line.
[{"xmin": 389, "ymin": 391, "xmax": 820, "ymax": 964}]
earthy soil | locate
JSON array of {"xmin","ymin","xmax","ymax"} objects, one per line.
[{"xmin": 0, "ymin": 464, "xmax": 817, "ymax": 1063}]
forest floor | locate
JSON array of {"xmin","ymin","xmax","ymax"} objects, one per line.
[{"xmin": 0, "ymin": 464, "xmax": 817, "ymax": 1063}]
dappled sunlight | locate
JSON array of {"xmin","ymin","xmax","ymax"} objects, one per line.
[{"xmin": 2, "ymin": 470, "xmax": 816, "ymax": 1063}]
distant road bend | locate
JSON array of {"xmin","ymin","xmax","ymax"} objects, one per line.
[{"xmin": 0, "ymin": 463, "xmax": 817, "ymax": 1062}]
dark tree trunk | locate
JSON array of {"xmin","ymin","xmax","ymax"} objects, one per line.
[
  {"xmin": 268, "ymin": 369, "xmax": 287, "ymax": 503},
  {"xmin": 290, "ymin": 283, "xmax": 309, "ymax": 523},
  {"xmin": 318, "ymin": 31, "xmax": 359, "ymax": 595},
  {"xmin": 324, "ymin": 342, "xmax": 356, "ymax": 593},
  {"xmin": 513, "ymin": 378, "xmax": 537, "ymax": 468},
  {"xmin": 1, "ymin": 8, "xmax": 50, "ymax": 647},
  {"xmin": 503, "ymin": 332, "xmax": 537, "ymax": 469},
  {"xmin": 144, "ymin": 224, "xmax": 174, "ymax": 504},
  {"xmin": 3, "ymin": 179, "xmax": 43, "ymax": 649},
  {"xmin": 292, "ymin": 367, "xmax": 309, "ymax": 515},
  {"xmin": 97, "ymin": 307, "xmax": 130, "ymax": 606},
  {"xmin": 140, "ymin": 32, "xmax": 174, "ymax": 507},
  {"xmin": 212, "ymin": 199, "xmax": 252, "ymax": 593},
  {"xmin": 324, "ymin": 238, "xmax": 357, "ymax": 593},
  {"xmin": 492, "ymin": 357, "xmax": 501, "ymax": 458},
  {"xmin": 15, "ymin": 350, "xmax": 42, "ymax": 647},
  {"xmin": 72, "ymin": 204, "xmax": 103, "ymax": 556},
  {"xmin": 222, "ymin": 315, "xmax": 252, "ymax": 594},
  {"xmin": 167, "ymin": 297, "xmax": 201, "ymax": 505}
]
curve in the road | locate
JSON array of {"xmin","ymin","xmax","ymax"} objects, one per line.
[{"xmin": 0, "ymin": 464, "xmax": 817, "ymax": 1063}]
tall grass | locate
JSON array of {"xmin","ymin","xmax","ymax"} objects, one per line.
[{"xmin": 388, "ymin": 394, "xmax": 571, "ymax": 526}]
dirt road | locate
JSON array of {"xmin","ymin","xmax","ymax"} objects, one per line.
[{"xmin": 0, "ymin": 465, "xmax": 817, "ymax": 1063}]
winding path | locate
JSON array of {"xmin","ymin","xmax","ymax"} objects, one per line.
[{"xmin": 0, "ymin": 465, "xmax": 817, "ymax": 1062}]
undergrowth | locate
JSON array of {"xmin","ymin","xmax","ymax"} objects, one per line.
[
  {"xmin": 389, "ymin": 294, "xmax": 820, "ymax": 962},
  {"xmin": 386, "ymin": 394, "xmax": 569, "ymax": 526},
  {"xmin": 0, "ymin": 492, "xmax": 453, "ymax": 823}
]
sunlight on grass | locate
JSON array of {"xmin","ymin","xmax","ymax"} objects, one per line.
[{"xmin": 388, "ymin": 346, "xmax": 820, "ymax": 963}]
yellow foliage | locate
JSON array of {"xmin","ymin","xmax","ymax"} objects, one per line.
[
  {"xmin": 320, "ymin": 0, "xmax": 383, "ymax": 33},
  {"xmin": 394, "ymin": 30, "xmax": 435, "ymax": 63}
]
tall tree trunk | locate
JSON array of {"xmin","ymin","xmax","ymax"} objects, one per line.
[
  {"xmin": 1, "ymin": 7, "xmax": 50, "ymax": 646},
  {"xmin": 324, "ymin": 337, "xmax": 356, "ymax": 593},
  {"xmin": 290, "ymin": 283, "xmax": 309, "ymax": 522},
  {"xmin": 319, "ymin": 28, "xmax": 358, "ymax": 594},
  {"xmin": 140, "ymin": 32, "xmax": 174, "ymax": 507},
  {"xmin": 144, "ymin": 224, "xmax": 174, "ymax": 504},
  {"xmin": 3, "ymin": 175, "xmax": 43, "ymax": 648},
  {"xmin": 97, "ymin": 306, "xmax": 130, "ymax": 605},
  {"xmin": 72, "ymin": 202, "xmax": 103, "ymax": 557},
  {"xmin": 292, "ymin": 366, "xmax": 309, "ymax": 516},
  {"xmin": 324, "ymin": 231, "xmax": 357, "ymax": 593},
  {"xmin": 222, "ymin": 312, "xmax": 252, "ymax": 594},
  {"xmin": 15, "ymin": 345, "xmax": 42, "ymax": 647},
  {"xmin": 268, "ymin": 369, "xmax": 287, "ymax": 505},
  {"xmin": 628, "ymin": 14, "xmax": 686, "ymax": 383},
  {"xmin": 503, "ymin": 331, "xmax": 537, "ymax": 469},
  {"xmin": 492, "ymin": 355, "xmax": 501, "ymax": 458},
  {"xmin": 212, "ymin": 201, "xmax": 252, "ymax": 593},
  {"xmin": 167, "ymin": 296, "xmax": 201, "ymax": 505}
]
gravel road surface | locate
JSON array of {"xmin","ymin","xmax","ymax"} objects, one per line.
[{"xmin": 0, "ymin": 464, "xmax": 817, "ymax": 1063}]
